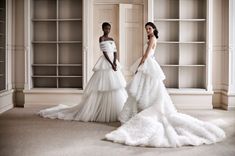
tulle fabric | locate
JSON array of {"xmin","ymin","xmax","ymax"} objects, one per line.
[
  {"xmin": 39, "ymin": 88, "xmax": 127, "ymax": 122},
  {"xmin": 39, "ymin": 42, "xmax": 128, "ymax": 122},
  {"xmin": 105, "ymin": 50, "xmax": 226, "ymax": 147}
]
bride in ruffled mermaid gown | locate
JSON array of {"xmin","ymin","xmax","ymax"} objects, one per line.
[
  {"xmin": 39, "ymin": 22, "xmax": 127, "ymax": 122},
  {"xmin": 105, "ymin": 22, "xmax": 225, "ymax": 147}
]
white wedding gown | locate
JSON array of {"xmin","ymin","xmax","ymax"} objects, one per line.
[
  {"xmin": 105, "ymin": 45, "xmax": 226, "ymax": 147},
  {"xmin": 39, "ymin": 40, "xmax": 128, "ymax": 122}
]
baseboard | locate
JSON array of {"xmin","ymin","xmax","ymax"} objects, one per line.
[
  {"xmin": 23, "ymin": 89, "xmax": 83, "ymax": 107},
  {"xmin": 212, "ymin": 91, "xmax": 222, "ymax": 108},
  {"xmin": 168, "ymin": 89, "xmax": 213, "ymax": 109},
  {"xmin": 0, "ymin": 103, "xmax": 14, "ymax": 114},
  {"xmin": 221, "ymin": 103, "xmax": 235, "ymax": 110},
  {"xmin": 23, "ymin": 88, "xmax": 214, "ymax": 109},
  {"xmin": 171, "ymin": 94, "xmax": 213, "ymax": 109},
  {"xmin": 0, "ymin": 90, "xmax": 14, "ymax": 114},
  {"xmin": 221, "ymin": 91, "xmax": 235, "ymax": 110}
]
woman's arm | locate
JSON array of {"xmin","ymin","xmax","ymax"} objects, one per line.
[
  {"xmin": 135, "ymin": 36, "xmax": 155, "ymax": 74},
  {"xmin": 103, "ymin": 52, "xmax": 117, "ymax": 71},
  {"xmin": 138, "ymin": 36, "xmax": 155, "ymax": 67},
  {"xmin": 113, "ymin": 52, "xmax": 117, "ymax": 68},
  {"xmin": 112, "ymin": 39, "xmax": 117, "ymax": 70}
]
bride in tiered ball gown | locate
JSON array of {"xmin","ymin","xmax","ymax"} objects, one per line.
[
  {"xmin": 105, "ymin": 22, "xmax": 225, "ymax": 147},
  {"xmin": 39, "ymin": 22, "xmax": 127, "ymax": 122}
]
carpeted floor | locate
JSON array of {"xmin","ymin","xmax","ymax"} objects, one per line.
[{"xmin": 0, "ymin": 107, "xmax": 235, "ymax": 156}]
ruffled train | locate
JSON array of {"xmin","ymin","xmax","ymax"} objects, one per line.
[
  {"xmin": 105, "ymin": 56, "xmax": 226, "ymax": 147},
  {"xmin": 39, "ymin": 54, "xmax": 128, "ymax": 122}
]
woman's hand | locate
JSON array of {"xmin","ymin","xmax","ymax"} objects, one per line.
[
  {"xmin": 113, "ymin": 60, "xmax": 117, "ymax": 71},
  {"xmin": 112, "ymin": 63, "xmax": 117, "ymax": 71},
  {"xmin": 135, "ymin": 55, "xmax": 146, "ymax": 74},
  {"xmin": 113, "ymin": 61, "xmax": 117, "ymax": 68},
  {"xmin": 138, "ymin": 55, "xmax": 147, "ymax": 67},
  {"xmin": 140, "ymin": 57, "xmax": 146, "ymax": 65},
  {"xmin": 112, "ymin": 52, "xmax": 117, "ymax": 71}
]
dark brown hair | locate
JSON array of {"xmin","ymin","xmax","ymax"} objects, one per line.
[{"xmin": 145, "ymin": 22, "xmax": 159, "ymax": 39}]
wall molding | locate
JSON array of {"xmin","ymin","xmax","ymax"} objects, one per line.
[{"xmin": 0, "ymin": 90, "xmax": 14, "ymax": 114}]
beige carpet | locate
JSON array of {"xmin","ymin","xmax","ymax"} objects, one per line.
[{"xmin": 0, "ymin": 107, "xmax": 235, "ymax": 156}]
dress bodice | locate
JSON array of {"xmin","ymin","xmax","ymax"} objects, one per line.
[
  {"xmin": 100, "ymin": 40, "xmax": 117, "ymax": 53},
  {"xmin": 149, "ymin": 49, "xmax": 155, "ymax": 58},
  {"xmin": 144, "ymin": 44, "xmax": 155, "ymax": 58}
]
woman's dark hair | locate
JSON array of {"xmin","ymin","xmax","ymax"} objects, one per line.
[
  {"xmin": 102, "ymin": 22, "xmax": 111, "ymax": 30},
  {"xmin": 145, "ymin": 22, "xmax": 159, "ymax": 39}
]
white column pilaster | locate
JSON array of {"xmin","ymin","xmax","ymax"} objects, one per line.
[
  {"xmin": 222, "ymin": 0, "xmax": 235, "ymax": 110},
  {"xmin": 23, "ymin": 0, "xmax": 31, "ymax": 90}
]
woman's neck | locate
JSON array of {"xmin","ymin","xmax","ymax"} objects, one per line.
[
  {"xmin": 103, "ymin": 34, "xmax": 109, "ymax": 38},
  {"xmin": 147, "ymin": 33, "xmax": 154, "ymax": 39}
]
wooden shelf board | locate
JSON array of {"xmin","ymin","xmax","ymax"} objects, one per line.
[
  {"xmin": 32, "ymin": 64, "xmax": 57, "ymax": 66},
  {"xmin": 58, "ymin": 76, "xmax": 83, "ymax": 78},
  {"xmin": 32, "ymin": 75, "xmax": 83, "ymax": 78},
  {"xmin": 58, "ymin": 41, "xmax": 82, "ymax": 44},
  {"xmin": 32, "ymin": 41, "xmax": 82, "ymax": 44},
  {"xmin": 32, "ymin": 76, "xmax": 57, "ymax": 78},
  {"xmin": 32, "ymin": 64, "xmax": 82, "ymax": 66},
  {"xmin": 178, "ymin": 65, "xmax": 206, "ymax": 67},
  {"xmin": 158, "ymin": 41, "xmax": 206, "ymax": 44},
  {"xmin": 32, "ymin": 18, "xmax": 82, "ymax": 22},
  {"xmin": 154, "ymin": 19, "xmax": 206, "ymax": 22},
  {"xmin": 24, "ymin": 88, "xmax": 84, "ymax": 94},
  {"xmin": 58, "ymin": 18, "xmax": 82, "ymax": 21},
  {"xmin": 32, "ymin": 41, "xmax": 57, "ymax": 44},
  {"xmin": 160, "ymin": 65, "xmax": 205, "ymax": 67},
  {"xmin": 32, "ymin": 19, "xmax": 57, "ymax": 22},
  {"xmin": 161, "ymin": 65, "xmax": 180, "ymax": 67},
  {"xmin": 180, "ymin": 41, "xmax": 206, "ymax": 44},
  {"xmin": 158, "ymin": 41, "xmax": 180, "ymax": 44},
  {"xmin": 167, "ymin": 88, "xmax": 212, "ymax": 95}
]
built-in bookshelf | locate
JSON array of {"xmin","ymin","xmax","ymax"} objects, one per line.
[
  {"xmin": 0, "ymin": 0, "xmax": 6, "ymax": 92},
  {"xmin": 31, "ymin": 0, "xmax": 83, "ymax": 88},
  {"xmin": 154, "ymin": 0, "xmax": 207, "ymax": 89}
]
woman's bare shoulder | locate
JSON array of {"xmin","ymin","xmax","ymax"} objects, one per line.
[
  {"xmin": 99, "ymin": 36, "xmax": 114, "ymax": 43},
  {"xmin": 99, "ymin": 36, "xmax": 105, "ymax": 43}
]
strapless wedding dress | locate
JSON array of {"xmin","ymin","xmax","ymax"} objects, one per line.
[{"xmin": 105, "ymin": 46, "xmax": 225, "ymax": 147}]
